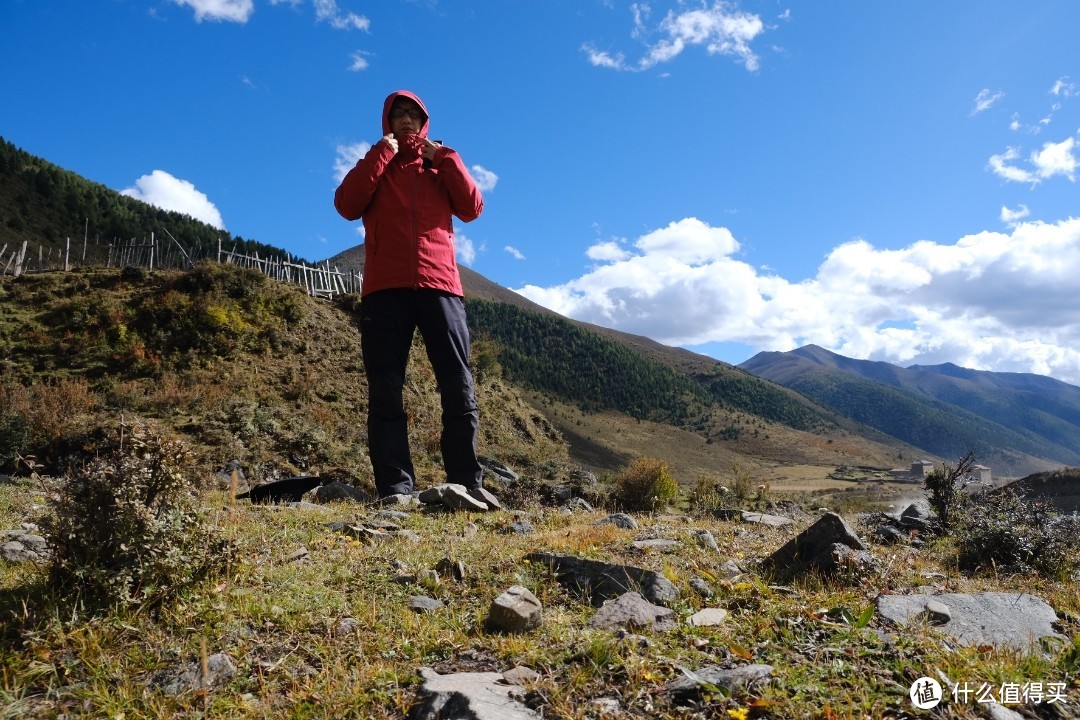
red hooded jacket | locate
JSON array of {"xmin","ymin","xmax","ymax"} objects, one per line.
[{"xmin": 334, "ymin": 90, "xmax": 484, "ymax": 298}]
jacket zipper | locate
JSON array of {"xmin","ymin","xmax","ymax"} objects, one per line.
[{"xmin": 408, "ymin": 163, "xmax": 419, "ymax": 289}]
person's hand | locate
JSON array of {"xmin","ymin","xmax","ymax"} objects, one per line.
[
  {"xmin": 382, "ymin": 133, "xmax": 399, "ymax": 154},
  {"xmin": 419, "ymin": 138, "xmax": 441, "ymax": 162}
]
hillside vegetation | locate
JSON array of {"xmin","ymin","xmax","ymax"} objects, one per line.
[
  {"xmin": 0, "ymin": 265, "xmax": 564, "ymax": 488},
  {"xmin": 0, "ymin": 137, "xmax": 300, "ymax": 266},
  {"xmin": 742, "ymin": 346, "xmax": 1080, "ymax": 476}
]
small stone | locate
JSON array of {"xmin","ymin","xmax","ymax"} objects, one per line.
[
  {"xmin": 689, "ymin": 578, "xmax": 714, "ymax": 598},
  {"xmin": 409, "ymin": 596, "xmax": 445, "ymax": 614},
  {"xmin": 923, "ymin": 599, "xmax": 951, "ymax": 625},
  {"xmin": 501, "ymin": 666, "xmax": 540, "ymax": 685},
  {"xmin": 595, "ymin": 513, "xmax": 638, "ymax": 530},
  {"xmin": 688, "ymin": 608, "xmax": 729, "ymax": 627},
  {"xmin": 486, "ymin": 585, "xmax": 543, "ymax": 633}
]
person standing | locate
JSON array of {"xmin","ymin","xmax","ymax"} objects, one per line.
[{"xmin": 334, "ymin": 89, "xmax": 498, "ymax": 509}]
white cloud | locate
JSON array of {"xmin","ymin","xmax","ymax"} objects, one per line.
[
  {"xmin": 333, "ymin": 141, "xmax": 370, "ymax": 182},
  {"xmin": 582, "ymin": 45, "xmax": 626, "ymax": 69},
  {"xmin": 456, "ymin": 234, "xmax": 476, "ymax": 265},
  {"xmin": 505, "ymin": 246, "xmax": 526, "ymax": 260},
  {"xmin": 971, "ymin": 88, "xmax": 1004, "ymax": 116},
  {"xmin": 314, "ymin": 0, "xmax": 369, "ymax": 30},
  {"xmin": 121, "ymin": 170, "xmax": 226, "ymax": 230},
  {"xmin": 584, "ymin": 2, "xmax": 765, "ymax": 72},
  {"xmin": 266, "ymin": 0, "xmax": 368, "ymax": 29},
  {"xmin": 586, "ymin": 240, "xmax": 631, "ymax": 262},
  {"xmin": 1000, "ymin": 204, "xmax": 1029, "ymax": 226},
  {"xmin": 470, "ymin": 165, "xmax": 498, "ymax": 192},
  {"xmin": 349, "ymin": 51, "xmax": 371, "ymax": 71},
  {"xmin": 513, "ymin": 216, "xmax": 1080, "ymax": 386},
  {"xmin": 1030, "ymin": 136, "xmax": 1077, "ymax": 180},
  {"xmin": 988, "ymin": 136, "xmax": 1078, "ymax": 184},
  {"xmin": 173, "ymin": 0, "xmax": 253, "ymax": 23},
  {"xmin": 1050, "ymin": 76, "xmax": 1077, "ymax": 98}
]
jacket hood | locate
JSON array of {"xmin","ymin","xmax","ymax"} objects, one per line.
[{"xmin": 381, "ymin": 90, "xmax": 430, "ymax": 138}]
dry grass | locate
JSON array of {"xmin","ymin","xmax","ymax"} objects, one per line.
[{"xmin": 1, "ymin": 478, "xmax": 1078, "ymax": 719}]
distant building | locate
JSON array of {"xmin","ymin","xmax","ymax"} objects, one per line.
[
  {"xmin": 909, "ymin": 460, "xmax": 935, "ymax": 478},
  {"xmin": 886, "ymin": 459, "xmax": 993, "ymax": 485}
]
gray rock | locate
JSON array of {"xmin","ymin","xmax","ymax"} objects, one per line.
[
  {"xmin": 569, "ymin": 469, "xmax": 598, "ymax": 486},
  {"xmin": 214, "ymin": 460, "xmax": 248, "ymax": 493},
  {"xmin": 479, "ymin": 456, "xmax": 519, "ymax": 483},
  {"xmin": 900, "ymin": 500, "xmax": 932, "ymax": 521},
  {"xmin": 1, "ymin": 531, "xmax": 48, "ymax": 563},
  {"xmin": 409, "ymin": 596, "xmax": 445, "ymax": 614},
  {"xmin": 923, "ymin": 599, "xmax": 951, "ymax": 625},
  {"xmin": 666, "ymin": 664, "xmax": 774, "ymax": 705},
  {"xmin": 586, "ymin": 591, "xmax": 676, "ymax": 632},
  {"xmin": 410, "ymin": 667, "xmax": 541, "ymax": 720},
  {"xmin": 876, "ymin": 592, "xmax": 1066, "ymax": 653},
  {"xmin": 762, "ymin": 512, "xmax": 870, "ymax": 577},
  {"xmin": 501, "ymin": 666, "xmax": 540, "ymax": 685},
  {"xmin": 741, "ymin": 511, "xmax": 794, "ymax": 527},
  {"xmin": 693, "ymin": 529, "xmax": 719, "ymax": 550},
  {"xmin": 717, "ymin": 559, "xmax": 744, "ymax": 579},
  {"xmin": 631, "ymin": 538, "xmax": 678, "ymax": 551},
  {"xmin": 689, "ymin": 578, "xmax": 713, "ymax": 598},
  {"xmin": 287, "ymin": 501, "xmax": 328, "ymax": 511},
  {"xmin": 435, "ymin": 558, "xmax": 466, "ymax": 582},
  {"xmin": 525, "ymin": 552, "xmax": 680, "ymax": 607},
  {"xmin": 982, "ymin": 702, "xmax": 1026, "ymax": 720},
  {"xmin": 590, "ymin": 698, "xmax": 621, "ymax": 715},
  {"xmin": 595, "ymin": 513, "xmax": 638, "ymax": 530},
  {"xmin": 500, "ymin": 520, "xmax": 535, "ymax": 535},
  {"xmin": 561, "ymin": 497, "xmax": 594, "ymax": 513},
  {"xmin": 468, "ymin": 485, "xmax": 503, "ymax": 511},
  {"xmin": 419, "ymin": 483, "xmax": 490, "ymax": 512},
  {"xmin": 154, "ymin": 653, "xmax": 237, "ymax": 696},
  {"xmin": 614, "ymin": 629, "xmax": 652, "ymax": 650},
  {"xmin": 486, "ymin": 585, "xmax": 543, "ymax": 633},
  {"xmin": 332, "ymin": 617, "xmax": 360, "ymax": 636},
  {"xmin": 687, "ymin": 608, "xmax": 729, "ymax": 627},
  {"xmin": 819, "ymin": 542, "xmax": 877, "ymax": 575},
  {"xmin": 376, "ymin": 493, "xmax": 418, "ymax": 508},
  {"xmin": 314, "ymin": 480, "xmax": 370, "ymax": 503}
]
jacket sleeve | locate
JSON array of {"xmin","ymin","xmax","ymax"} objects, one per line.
[
  {"xmin": 433, "ymin": 147, "xmax": 484, "ymax": 223},
  {"xmin": 334, "ymin": 140, "xmax": 397, "ymax": 221}
]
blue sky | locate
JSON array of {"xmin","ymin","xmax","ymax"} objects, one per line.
[{"xmin": 4, "ymin": 1, "xmax": 1080, "ymax": 384}]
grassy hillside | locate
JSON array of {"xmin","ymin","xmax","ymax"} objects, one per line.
[
  {"xmin": 0, "ymin": 265, "xmax": 565, "ymax": 488},
  {"xmin": 741, "ymin": 347, "xmax": 1080, "ymax": 475}
]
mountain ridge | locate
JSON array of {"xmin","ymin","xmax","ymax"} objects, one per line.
[{"xmin": 740, "ymin": 345, "xmax": 1080, "ymax": 475}]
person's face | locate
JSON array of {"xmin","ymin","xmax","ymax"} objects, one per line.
[{"xmin": 389, "ymin": 99, "xmax": 425, "ymax": 137}]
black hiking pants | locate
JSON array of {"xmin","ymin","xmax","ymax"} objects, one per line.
[{"xmin": 360, "ymin": 289, "xmax": 482, "ymax": 497}]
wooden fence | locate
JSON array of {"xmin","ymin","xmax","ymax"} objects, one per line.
[{"xmin": 0, "ymin": 232, "xmax": 361, "ymax": 298}]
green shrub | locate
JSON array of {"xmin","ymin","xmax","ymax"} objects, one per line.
[
  {"xmin": 955, "ymin": 489, "xmax": 1080, "ymax": 579},
  {"xmin": 614, "ymin": 456, "xmax": 679, "ymax": 512},
  {"xmin": 924, "ymin": 451, "xmax": 976, "ymax": 533},
  {"xmin": 687, "ymin": 474, "xmax": 723, "ymax": 514},
  {"xmin": 40, "ymin": 419, "xmax": 226, "ymax": 609},
  {"xmin": 0, "ymin": 410, "xmax": 29, "ymax": 472}
]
